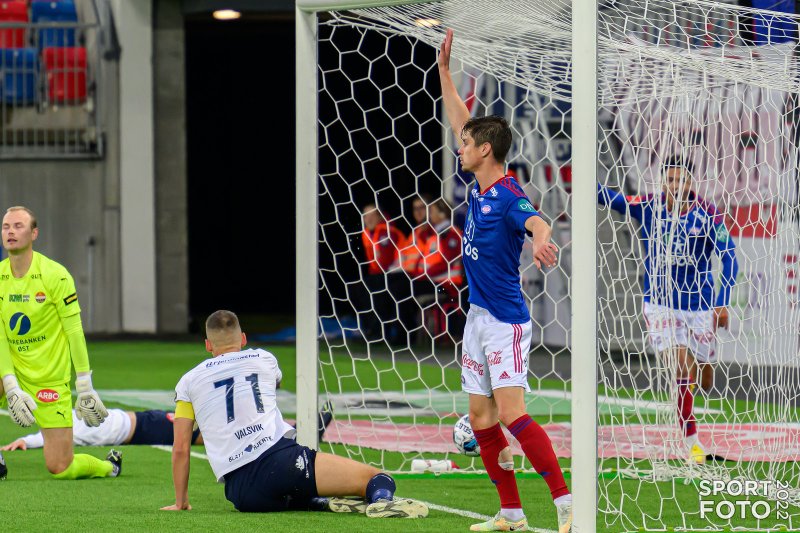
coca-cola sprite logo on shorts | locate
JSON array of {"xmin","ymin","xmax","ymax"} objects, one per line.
[{"xmin": 36, "ymin": 389, "xmax": 60, "ymax": 403}]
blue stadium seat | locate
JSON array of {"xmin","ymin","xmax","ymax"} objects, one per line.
[
  {"xmin": 31, "ymin": 0, "xmax": 77, "ymax": 49},
  {"xmin": 0, "ymin": 48, "xmax": 38, "ymax": 104}
]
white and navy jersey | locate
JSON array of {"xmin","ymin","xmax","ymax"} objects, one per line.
[
  {"xmin": 175, "ymin": 348, "xmax": 294, "ymax": 482},
  {"xmin": 463, "ymin": 176, "xmax": 541, "ymax": 324},
  {"xmin": 21, "ymin": 408, "xmax": 132, "ymax": 448},
  {"xmin": 598, "ymin": 185, "xmax": 739, "ymax": 311}
]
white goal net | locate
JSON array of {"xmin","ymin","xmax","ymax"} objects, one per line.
[{"xmin": 300, "ymin": 0, "xmax": 800, "ymax": 530}]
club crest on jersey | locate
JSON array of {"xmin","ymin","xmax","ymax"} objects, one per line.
[
  {"xmin": 35, "ymin": 292, "xmax": 46, "ymax": 303},
  {"xmin": 481, "ymin": 205, "xmax": 492, "ymax": 214}
]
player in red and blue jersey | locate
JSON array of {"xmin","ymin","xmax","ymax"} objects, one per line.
[
  {"xmin": 598, "ymin": 157, "xmax": 739, "ymax": 463},
  {"xmin": 439, "ymin": 29, "xmax": 572, "ymax": 533}
]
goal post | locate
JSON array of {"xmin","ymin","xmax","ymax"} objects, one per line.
[{"xmin": 296, "ymin": 1, "xmax": 800, "ymax": 531}]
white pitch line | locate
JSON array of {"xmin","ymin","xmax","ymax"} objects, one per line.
[
  {"xmin": 419, "ymin": 501, "xmax": 558, "ymax": 533},
  {"xmin": 150, "ymin": 444, "xmax": 209, "ymax": 461},
  {"xmin": 147, "ymin": 444, "xmax": 557, "ymax": 532}
]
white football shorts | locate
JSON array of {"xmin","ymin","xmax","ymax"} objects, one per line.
[
  {"xmin": 461, "ymin": 304, "xmax": 531, "ymax": 396},
  {"xmin": 643, "ymin": 301, "xmax": 717, "ymax": 363}
]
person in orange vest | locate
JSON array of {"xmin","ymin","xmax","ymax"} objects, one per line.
[
  {"xmin": 400, "ymin": 195, "xmax": 435, "ymax": 280},
  {"xmin": 358, "ymin": 204, "xmax": 409, "ymax": 342},
  {"xmin": 408, "ymin": 199, "xmax": 465, "ymax": 340}
]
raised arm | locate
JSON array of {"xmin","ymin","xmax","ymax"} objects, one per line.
[
  {"xmin": 438, "ymin": 29, "xmax": 470, "ymax": 140},
  {"xmin": 597, "ymin": 182, "xmax": 644, "ymax": 222}
]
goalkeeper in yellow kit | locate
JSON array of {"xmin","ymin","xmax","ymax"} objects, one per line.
[{"xmin": 0, "ymin": 206, "xmax": 121, "ymax": 479}]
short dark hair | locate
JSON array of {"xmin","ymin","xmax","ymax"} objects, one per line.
[
  {"xmin": 662, "ymin": 156, "xmax": 694, "ymax": 177},
  {"xmin": 462, "ymin": 115, "xmax": 512, "ymax": 163},
  {"xmin": 205, "ymin": 310, "xmax": 240, "ymax": 335}
]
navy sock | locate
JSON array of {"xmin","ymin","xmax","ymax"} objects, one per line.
[{"xmin": 366, "ymin": 473, "xmax": 396, "ymax": 503}]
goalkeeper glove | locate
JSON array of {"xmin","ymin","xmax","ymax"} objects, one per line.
[
  {"xmin": 75, "ymin": 371, "xmax": 108, "ymax": 427},
  {"xmin": 2, "ymin": 374, "xmax": 37, "ymax": 427}
]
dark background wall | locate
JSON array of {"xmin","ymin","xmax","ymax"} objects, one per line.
[{"xmin": 185, "ymin": 15, "xmax": 295, "ymax": 323}]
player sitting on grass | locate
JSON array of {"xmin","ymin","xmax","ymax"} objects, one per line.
[{"xmin": 160, "ymin": 310, "xmax": 427, "ymax": 518}]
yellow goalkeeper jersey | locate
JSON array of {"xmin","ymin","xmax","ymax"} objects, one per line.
[{"xmin": 0, "ymin": 252, "xmax": 82, "ymax": 385}]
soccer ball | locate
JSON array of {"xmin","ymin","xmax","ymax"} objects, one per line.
[{"xmin": 453, "ymin": 414, "xmax": 480, "ymax": 456}]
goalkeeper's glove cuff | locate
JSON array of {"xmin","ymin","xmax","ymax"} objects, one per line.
[
  {"xmin": 2, "ymin": 373, "xmax": 21, "ymax": 394},
  {"xmin": 75, "ymin": 370, "xmax": 94, "ymax": 393}
]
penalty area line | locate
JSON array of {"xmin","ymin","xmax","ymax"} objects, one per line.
[{"xmin": 148, "ymin": 444, "xmax": 557, "ymax": 533}]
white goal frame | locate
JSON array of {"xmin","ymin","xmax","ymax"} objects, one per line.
[{"xmin": 295, "ymin": 1, "xmax": 599, "ymax": 532}]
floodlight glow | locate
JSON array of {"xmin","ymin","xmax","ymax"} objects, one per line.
[{"xmin": 213, "ymin": 9, "xmax": 241, "ymax": 20}]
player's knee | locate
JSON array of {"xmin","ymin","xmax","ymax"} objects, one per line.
[
  {"xmin": 497, "ymin": 409, "xmax": 525, "ymax": 427},
  {"xmin": 45, "ymin": 457, "xmax": 71, "ymax": 475}
]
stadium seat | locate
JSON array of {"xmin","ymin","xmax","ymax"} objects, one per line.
[
  {"xmin": 31, "ymin": 0, "xmax": 77, "ymax": 49},
  {"xmin": 0, "ymin": 1, "xmax": 29, "ymax": 49},
  {"xmin": 0, "ymin": 47, "xmax": 38, "ymax": 104},
  {"xmin": 42, "ymin": 45, "xmax": 85, "ymax": 103}
]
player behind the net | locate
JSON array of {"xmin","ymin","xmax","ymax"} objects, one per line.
[
  {"xmin": 160, "ymin": 309, "xmax": 428, "ymax": 518},
  {"xmin": 597, "ymin": 157, "xmax": 739, "ymax": 463}
]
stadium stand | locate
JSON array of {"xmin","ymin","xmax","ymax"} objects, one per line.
[
  {"xmin": 0, "ymin": 0, "xmax": 106, "ymax": 157},
  {"xmin": 0, "ymin": 47, "xmax": 37, "ymax": 104},
  {"xmin": 0, "ymin": 1, "xmax": 28, "ymax": 49},
  {"xmin": 31, "ymin": 0, "xmax": 78, "ymax": 49}
]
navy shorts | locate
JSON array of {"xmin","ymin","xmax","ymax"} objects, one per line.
[
  {"xmin": 224, "ymin": 438, "xmax": 318, "ymax": 512},
  {"xmin": 129, "ymin": 410, "xmax": 201, "ymax": 445}
]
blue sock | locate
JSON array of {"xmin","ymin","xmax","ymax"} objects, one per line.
[{"xmin": 366, "ymin": 473, "xmax": 396, "ymax": 503}]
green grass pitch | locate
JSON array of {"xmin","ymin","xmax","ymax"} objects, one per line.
[{"xmin": 0, "ymin": 340, "xmax": 795, "ymax": 532}]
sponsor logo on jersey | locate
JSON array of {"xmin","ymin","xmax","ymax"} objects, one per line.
[
  {"xmin": 36, "ymin": 389, "xmax": 60, "ymax": 403},
  {"xmin": 9, "ymin": 312, "xmax": 31, "ymax": 335},
  {"xmin": 715, "ymin": 224, "xmax": 730, "ymax": 243},
  {"xmin": 517, "ymin": 199, "xmax": 535, "ymax": 212},
  {"xmin": 234, "ymin": 423, "xmax": 264, "ymax": 440},
  {"xmin": 462, "ymin": 354, "xmax": 484, "ymax": 376},
  {"xmin": 9, "ymin": 294, "xmax": 30, "ymax": 303},
  {"xmin": 471, "ymin": 188, "xmax": 479, "ymax": 198},
  {"xmin": 689, "ymin": 225, "xmax": 702, "ymax": 236},
  {"xmin": 486, "ymin": 350, "xmax": 503, "ymax": 366},
  {"xmin": 63, "ymin": 293, "xmax": 78, "ymax": 306},
  {"xmin": 490, "ymin": 187, "xmax": 498, "ymax": 197},
  {"xmin": 295, "ymin": 455, "xmax": 306, "ymax": 471},
  {"xmin": 35, "ymin": 292, "xmax": 46, "ymax": 303},
  {"xmin": 481, "ymin": 205, "xmax": 491, "ymax": 214},
  {"xmin": 499, "ymin": 371, "xmax": 511, "ymax": 380}
]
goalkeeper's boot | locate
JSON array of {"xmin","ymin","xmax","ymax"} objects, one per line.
[
  {"xmin": 365, "ymin": 498, "xmax": 428, "ymax": 518},
  {"xmin": 107, "ymin": 449, "xmax": 123, "ymax": 477},
  {"xmin": 556, "ymin": 501, "xmax": 573, "ymax": 533},
  {"xmin": 469, "ymin": 512, "xmax": 527, "ymax": 531},
  {"xmin": 0, "ymin": 452, "xmax": 7, "ymax": 480},
  {"xmin": 689, "ymin": 443, "xmax": 707, "ymax": 465}
]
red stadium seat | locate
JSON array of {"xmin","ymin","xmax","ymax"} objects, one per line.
[
  {"xmin": 43, "ymin": 46, "xmax": 86, "ymax": 103},
  {"xmin": 0, "ymin": 1, "xmax": 29, "ymax": 49}
]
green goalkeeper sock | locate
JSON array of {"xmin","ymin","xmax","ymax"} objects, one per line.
[{"xmin": 51, "ymin": 454, "xmax": 113, "ymax": 480}]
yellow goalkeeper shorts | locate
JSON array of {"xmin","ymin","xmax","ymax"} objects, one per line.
[{"xmin": 17, "ymin": 377, "xmax": 73, "ymax": 429}]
